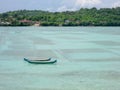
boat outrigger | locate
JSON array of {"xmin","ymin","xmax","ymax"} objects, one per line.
[{"xmin": 24, "ymin": 58, "xmax": 57, "ymax": 64}]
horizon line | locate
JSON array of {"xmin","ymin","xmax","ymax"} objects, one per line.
[{"xmin": 0, "ymin": 7, "xmax": 120, "ymax": 14}]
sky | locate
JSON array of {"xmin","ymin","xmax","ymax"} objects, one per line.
[{"xmin": 0, "ymin": 0, "xmax": 120, "ymax": 12}]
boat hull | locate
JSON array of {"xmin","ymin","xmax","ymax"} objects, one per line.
[{"xmin": 24, "ymin": 58, "xmax": 57, "ymax": 64}]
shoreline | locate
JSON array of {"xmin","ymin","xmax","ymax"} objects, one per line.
[{"xmin": 0, "ymin": 25, "xmax": 120, "ymax": 27}]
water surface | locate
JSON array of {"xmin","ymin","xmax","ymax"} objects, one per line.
[{"xmin": 0, "ymin": 27, "xmax": 120, "ymax": 90}]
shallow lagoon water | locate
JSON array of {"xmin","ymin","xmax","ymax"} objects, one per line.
[{"xmin": 0, "ymin": 27, "xmax": 120, "ymax": 90}]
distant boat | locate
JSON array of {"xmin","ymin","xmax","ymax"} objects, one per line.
[{"xmin": 24, "ymin": 58, "xmax": 57, "ymax": 64}]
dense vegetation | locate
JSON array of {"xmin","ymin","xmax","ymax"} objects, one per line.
[{"xmin": 0, "ymin": 7, "xmax": 120, "ymax": 26}]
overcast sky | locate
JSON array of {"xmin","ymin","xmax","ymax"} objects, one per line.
[{"xmin": 0, "ymin": 0, "xmax": 120, "ymax": 12}]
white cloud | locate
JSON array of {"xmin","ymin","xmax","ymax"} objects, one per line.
[
  {"xmin": 112, "ymin": 1, "xmax": 120, "ymax": 7},
  {"xmin": 57, "ymin": 6, "xmax": 76, "ymax": 12},
  {"xmin": 57, "ymin": 0, "xmax": 102, "ymax": 12},
  {"xmin": 75, "ymin": 0, "xmax": 101, "ymax": 7}
]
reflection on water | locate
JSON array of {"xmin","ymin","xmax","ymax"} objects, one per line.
[{"xmin": 0, "ymin": 27, "xmax": 120, "ymax": 90}]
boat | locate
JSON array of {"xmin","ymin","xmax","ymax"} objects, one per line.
[
  {"xmin": 29, "ymin": 58, "xmax": 51, "ymax": 61},
  {"xmin": 24, "ymin": 58, "xmax": 57, "ymax": 64}
]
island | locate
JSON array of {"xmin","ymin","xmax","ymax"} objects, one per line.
[{"xmin": 0, "ymin": 7, "xmax": 120, "ymax": 26}]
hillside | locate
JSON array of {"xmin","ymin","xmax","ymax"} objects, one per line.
[{"xmin": 0, "ymin": 7, "xmax": 120, "ymax": 26}]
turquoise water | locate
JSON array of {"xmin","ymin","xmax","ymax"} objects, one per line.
[{"xmin": 0, "ymin": 27, "xmax": 120, "ymax": 90}]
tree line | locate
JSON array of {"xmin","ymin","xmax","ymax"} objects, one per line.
[{"xmin": 0, "ymin": 7, "xmax": 120, "ymax": 26}]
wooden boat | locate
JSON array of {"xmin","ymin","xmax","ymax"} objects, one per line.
[
  {"xmin": 24, "ymin": 58, "xmax": 57, "ymax": 64},
  {"xmin": 29, "ymin": 58, "xmax": 51, "ymax": 61}
]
